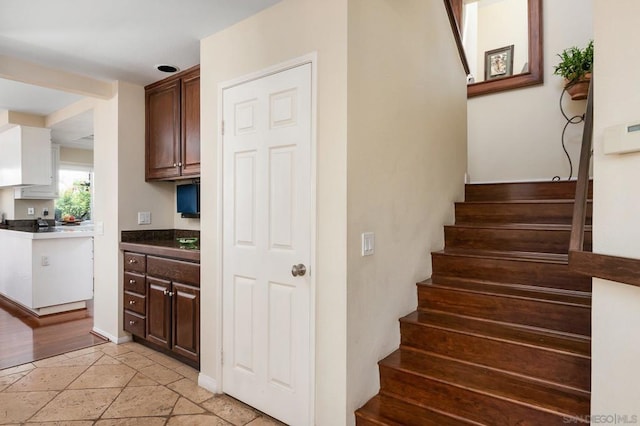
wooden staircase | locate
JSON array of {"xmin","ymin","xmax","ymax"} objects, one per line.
[{"xmin": 356, "ymin": 181, "xmax": 592, "ymax": 425}]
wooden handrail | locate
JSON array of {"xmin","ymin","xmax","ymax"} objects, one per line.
[
  {"xmin": 568, "ymin": 74, "xmax": 640, "ymax": 288},
  {"xmin": 569, "ymin": 77, "xmax": 594, "ymax": 252}
]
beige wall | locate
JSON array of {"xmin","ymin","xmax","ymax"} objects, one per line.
[
  {"xmin": 0, "ymin": 189, "xmax": 14, "ymax": 220},
  {"xmin": 591, "ymin": 0, "xmax": 640, "ymax": 419},
  {"xmin": 467, "ymin": 0, "xmax": 593, "ymax": 182},
  {"xmin": 93, "ymin": 81, "xmax": 174, "ymax": 341},
  {"xmin": 345, "ymin": 0, "xmax": 466, "ymax": 421},
  {"xmin": 59, "ymin": 146, "xmax": 93, "ymax": 166},
  {"xmin": 200, "ymin": 0, "xmax": 348, "ymax": 423}
]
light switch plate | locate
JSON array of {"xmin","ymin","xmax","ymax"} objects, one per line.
[
  {"xmin": 137, "ymin": 211, "xmax": 151, "ymax": 225},
  {"xmin": 362, "ymin": 232, "xmax": 375, "ymax": 256}
]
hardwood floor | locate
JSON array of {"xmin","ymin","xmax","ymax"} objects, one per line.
[{"xmin": 0, "ymin": 305, "xmax": 107, "ymax": 370}]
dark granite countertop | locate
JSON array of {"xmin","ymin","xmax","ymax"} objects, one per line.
[{"xmin": 120, "ymin": 229, "xmax": 200, "ymax": 262}]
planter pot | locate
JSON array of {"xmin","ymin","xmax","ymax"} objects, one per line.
[{"xmin": 565, "ymin": 73, "xmax": 591, "ymax": 100}]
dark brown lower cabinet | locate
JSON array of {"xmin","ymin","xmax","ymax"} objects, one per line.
[
  {"xmin": 122, "ymin": 250, "xmax": 200, "ymax": 367},
  {"xmin": 172, "ymin": 282, "xmax": 200, "ymax": 361},
  {"xmin": 147, "ymin": 276, "xmax": 172, "ymax": 348},
  {"xmin": 146, "ymin": 277, "xmax": 200, "ymax": 363}
]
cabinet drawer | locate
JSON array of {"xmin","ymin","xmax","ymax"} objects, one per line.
[
  {"xmin": 124, "ymin": 291, "xmax": 146, "ymax": 315},
  {"xmin": 124, "ymin": 272, "xmax": 146, "ymax": 294},
  {"xmin": 147, "ymin": 256, "xmax": 200, "ymax": 286},
  {"xmin": 124, "ymin": 311, "xmax": 146, "ymax": 337},
  {"xmin": 124, "ymin": 252, "xmax": 146, "ymax": 273}
]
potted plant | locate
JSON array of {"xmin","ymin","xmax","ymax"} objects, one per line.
[{"xmin": 553, "ymin": 40, "xmax": 593, "ymax": 100}]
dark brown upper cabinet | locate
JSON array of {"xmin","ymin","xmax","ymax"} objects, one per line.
[
  {"xmin": 444, "ymin": 0, "xmax": 543, "ymax": 98},
  {"xmin": 145, "ymin": 65, "xmax": 200, "ymax": 181}
]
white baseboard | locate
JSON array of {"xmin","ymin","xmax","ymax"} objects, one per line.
[
  {"xmin": 92, "ymin": 327, "xmax": 131, "ymax": 344},
  {"xmin": 198, "ymin": 373, "xmax": 220, "ymax": 394}
]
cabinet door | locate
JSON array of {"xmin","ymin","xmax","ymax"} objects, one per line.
[
  {"xmin": 14, "ymin": 145, "xmax": 59, "ymax": 199},
  {"xmin": 146, "ymin": 80, "xmax": 181, "ymax": 180},
  {"xmin": 172, "ymin": 282, "xmax": 200, "ymax": 362},
  {"xmin": 181, "ymin": 69, "xmax": 200, "ymax": 177},
  {"xmin": 146, "ymin": 276, "xmax": 172, "ymax": 349}
]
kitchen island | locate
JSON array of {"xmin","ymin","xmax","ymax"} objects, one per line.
[{"xmin": 0, "ymin": 225, "xmax": 94, "ymax": 317}]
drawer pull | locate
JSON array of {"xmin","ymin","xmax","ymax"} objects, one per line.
[
  {"xmin": 128, "ymin": 259, "xmax": 137, "ymax": 264},
  {"xmin": 168, "ymin": 291, "xmax": 174, "ymax": 297},
  {"xmin": 163, "ymin": 289, "xmax": 169, "ymax": 296},
  {"xmin": 129, "ymin": 320, "xmax": 136, "ymax": 325},
  {"xmin": 129, "ymin": 300, "xmax": 136, "ymax": 305},
  {"xmin": 129, "ymin": 279, "xmax": 136, "ymax": 284}
]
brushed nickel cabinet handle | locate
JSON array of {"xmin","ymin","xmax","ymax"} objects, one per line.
[
  {"xmin": 129, "ymin": 320, "xmax": 136, "ymax": 326},
  {"xmin": 129, "ymin": 300, "xmax": 136, "ymax": 305}
]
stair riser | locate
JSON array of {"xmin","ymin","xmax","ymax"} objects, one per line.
[
  {"xmin": 465, "ymin": 181, "xmax": 592, "ymax": 202},
  {"xmin": 400, "ymin": 322, "xmax": 591, "ymax": 390},
  {"xmin": 418, "ymin": 286, "xmax": 591, "ymax": 335},
  {"xmin": 445, "ymin": 226, "xmax": 592, "ymax": 254},
  {"xmin": 415, "ymin": 309, "xmax": 590, "ymax": 356},
  {"xmin": 432, "ymin": 254, "xmax": 592, "ymax": 292},
  {"xmin": 356, "ymin": 395, "xmax": 466, "ymax": 426},
  {"xmin": 355, "ymin": 418, "xmax": 383, "ymax": 426},
  {"xmin": 380, "ymin": 367, "xmax": 586, "ymax": 425},
  {"xmin": 430, "ymin": 276, "xmax": 590, "ymax": 305},
  {"xmin": 455, "ymin": 202, "xmax": 592, "ymax": 225},
  {"xmin": 355, "ymin": 414, "xmax": 404, "ymax": 426}
]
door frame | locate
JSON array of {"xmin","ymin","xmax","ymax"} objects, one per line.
[{"xmin": 216, "ymin": 53, "xmax": 318, "ymax": 424}]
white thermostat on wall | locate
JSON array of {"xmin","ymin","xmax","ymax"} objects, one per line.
[{"xmin": 603, "ymin": 122, "xmax": 640, "ymax": 155}]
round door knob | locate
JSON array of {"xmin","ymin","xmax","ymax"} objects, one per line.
[{"xmin": 291, "ymin": 264, "xmax": 307, "ymax": 277}]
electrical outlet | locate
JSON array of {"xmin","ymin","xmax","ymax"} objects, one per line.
[
  {"xmin": 41, "ymin": 256, "xmax": 50, "ymax": 266},
  {"xmin": 137, "ymin": 211, "xmax": 151, "ymax": 225},
  {"xmin": 27, "ymin": 207, "xmax": 35, "ymax": 215}
]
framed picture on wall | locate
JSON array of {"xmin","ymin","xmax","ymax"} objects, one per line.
[{"xmin": 484, "ymin": 45, "xmax": 514, "ymax": 80}]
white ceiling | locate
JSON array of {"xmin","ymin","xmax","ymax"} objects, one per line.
[{"xmin": 0, "ymin": 0, "xmax": 281, "ymax": 147}]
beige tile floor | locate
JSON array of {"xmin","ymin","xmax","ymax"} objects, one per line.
[{"xmin": 0, "ymin": 342, "xmax": 285, "ymax": 426}]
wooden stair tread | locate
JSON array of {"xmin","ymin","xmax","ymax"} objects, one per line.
[
  {"xmin": 420, "ymin": 277, "xmax": 591, "ymax": 307},
  {"xmin": 355, "ymin": 394, "xmax": 472, "ymax": 426},
  {"xmin": 436, "ymin": 248, "xmax": 570, "ymax": 264},
  {"xmin": 459, "ymin": 199, "xmax": 592, "ymax": 205},
  {"xmin": 381, "ymin": 348, "xmax": 590, "ymax": 418},
  {"xmin": 402, "ymin": 310, "xmax": 591, "ymax": 356},
  {"xmin": 446, "ymin": 222, "xmax": 592, "ymax": 231}
]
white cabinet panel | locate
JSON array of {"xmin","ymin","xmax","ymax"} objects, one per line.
[
  {"xmin": 15, "ymin": 145, "xmax": 60, "ymax": 199},
  {"xmin": 0, "ymin": 126, "xmax": 52, "ymax": 187}
]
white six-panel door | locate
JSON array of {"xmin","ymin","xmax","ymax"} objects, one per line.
[{"xmin": 222, "ymin": 63, "xmax": 312, "ymax": 426}]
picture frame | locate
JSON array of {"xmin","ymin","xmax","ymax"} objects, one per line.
[{"xmin": 484, "ymin": 45, "xmax": 514, "ymax": 80}]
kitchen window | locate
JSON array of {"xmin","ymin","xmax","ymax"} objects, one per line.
[{"xmin": 56, "ymin": 165, "xmax": 93, "ymax": 222}]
